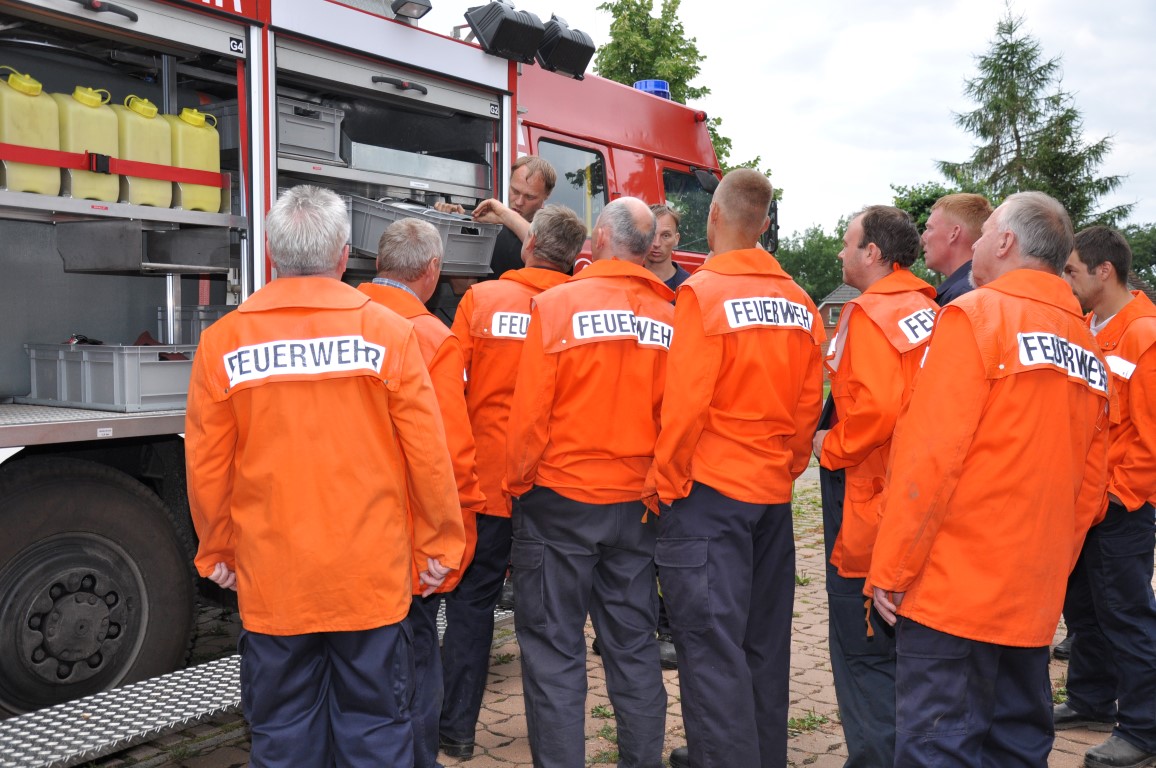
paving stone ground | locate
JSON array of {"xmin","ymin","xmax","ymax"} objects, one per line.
[{"xmin": 83, "ymin": 469, "xmax": 1102, "ymax": 767}]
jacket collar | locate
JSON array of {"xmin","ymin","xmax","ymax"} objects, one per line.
[
  {"xmin": 571, "ymin": 259, "xmax": 675, "ymax": 300},
  {"xmin": 357, "ymin": 281, "xmax": 429, "ymax": 320},
  {"xmin": 696, "ymin": 248, "xmax": 792, "ymax": 279},
  {"xmin": 983, "ymin": 269, "xmax": 1084, "ymax": 318},
  {"xmin": 501, "ymin": 266, "xmax": 571, "ymax": 291},
  {"xmin": 862, "ymin": 268, "xmax": 937, "ymax": 299},
  {"xmin": 1091, "ymin": 291, "xmax": 1156, "ymax": 344},
  {"xmin": 239, "ymin": 276, "xmax": 369, "ymax": 312}
]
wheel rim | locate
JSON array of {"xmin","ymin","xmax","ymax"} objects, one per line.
[{"xmin": 0, "ymin": 533, "xmax": 149, "ymax": 713}]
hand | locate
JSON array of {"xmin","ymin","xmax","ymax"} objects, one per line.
[
  {"xmin": 471, "ymin": 198, "xmax": 510, "ymax": 224},
  {"xmin": 433, "ymin": 201, "xmax": 465, "ymax": 215},
  {"xmin": 209, "ymin": 562, "xmax": 237, "ymax": 591},
  {"xmin": 418, "ymin": 557, "xmax": 453, "ymax": 598},
  {"xmin": 812, "ymin": 429, "xmax": 829, "ymax": 460},
  {"xmin": 872, "ymin": 586, "xmax": 904, "ymax": 626}
]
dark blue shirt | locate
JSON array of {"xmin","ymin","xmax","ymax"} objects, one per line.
[
  {"xmin": 665, "ymin": 264, "xmax": 691, "ymax": 293},
  {"xmin": 935, "ymin": 261, "xmax": 973, "ymax": 306}
]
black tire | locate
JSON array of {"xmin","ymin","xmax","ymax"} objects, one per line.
[{"xmin": 0, "ymin": 457, "xmax": 196, "ymax": 715}]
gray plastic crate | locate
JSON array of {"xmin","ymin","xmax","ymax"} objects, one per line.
[
  {"xmin": 202, "ymin": 100, "xmax": 240, "ymax": 151},
  {"xmin": 19, "ymin": 343, "xmax": 198, "ymax": 412},
  {"xmin": 277, "ymin": 97, "xmax": 346, "ymax": 164},
  {"xmin": 156, "ymin": 305, "xmax": 232, "ymax": 344},
  {"xmin": 350, "ymin": 197, "xmax": 499, "ymax": 276}
]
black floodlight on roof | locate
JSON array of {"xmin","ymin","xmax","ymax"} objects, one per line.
[
  {"xmin": 464, "ymin": 1, "xmax": 546, "ymax": 64},
  {"xmin": 391, "ymin": 0, "xmax": 433, "ymax": 19},
  {"xmin": 535, "ymin": 15, "xmax": 595, "ymax": 80}
]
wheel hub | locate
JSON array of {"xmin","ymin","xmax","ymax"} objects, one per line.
[{"xmin": 22, "ymin": 569, "xmax": 127, "ymax": 685}]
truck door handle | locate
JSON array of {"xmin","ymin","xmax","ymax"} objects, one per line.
[
  {"xmin": 372, "ymin": 76, "xmax": 429, "ymax": 96},
  {"xmin": 64, "ymin": 0, "xmax": 139, "ymax": 22}
]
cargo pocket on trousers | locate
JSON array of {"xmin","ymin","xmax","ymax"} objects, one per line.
[
  {"xmin": 655, "ymin": 538, "xmax": 710, "ymax": 631},
  {"xmin": 510, "ymin": 539, "xmax": 546, "ymax": 630}
]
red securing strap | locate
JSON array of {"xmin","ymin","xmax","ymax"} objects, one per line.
[{"xmin": 0, "ymin": 142, "xmax": 227, "ymax": 188}]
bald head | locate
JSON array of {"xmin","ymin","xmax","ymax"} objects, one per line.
[{"xmin": 592, "ymin": 197, "xmax": 656, "ymax": 265}]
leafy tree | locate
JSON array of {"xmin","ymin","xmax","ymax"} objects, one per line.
[
  {"xmin": 1123, "ymin": 222, "xmax": 1156, "ymax": 285},
  {"xmin": 891, "ymin": 181, "xmax": 967, "ymax": 231},
  {"xmin": 938, "ymin": 12, "xmax": 1132, "ymax": 228},
  {"xmin": 594, "ymin": 0, "xmax": 774, "ymax": 181},
  {"xmin": 594, "ymin": 0, "xmax": 708, "ymax": 103},
  {"xmin": 776, "ymin": 222, "xmax": 846, "ymax": 303}
]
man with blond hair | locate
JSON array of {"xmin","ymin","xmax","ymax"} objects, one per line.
[
  {"xmin": 656, "ymin": 169, "xmax": 824, "ymax": 768},
  {"xmin": 921, "ymin": 192, "xmax": 993, "ymax": 305}
]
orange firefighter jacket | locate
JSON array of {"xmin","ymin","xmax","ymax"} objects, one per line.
[
  {"xmin": 186, "ymin": 277, "xmax": 465, "ymax": 635},
  {"xmin": 358, "ymin": 282, "xmax": 484, "ymax": 593},
  {"xmin": 506, "ymin": 259, "xmax": 675, "ymax": 504},
  {"xmin": 450, "ymin": 267, "xmax": 571, "ymax": 517},
  {"xmin": 821, "ymin": 269, "xmax": 938, "ymax": 577},
  {"xmin": 655, "ymin": 248, "xmax": 825, "ymax": 506},
  {"xmin": 1091, "ymin": 291, "xmax": 1156, "ymax": 511},
  {"xmin": 868, "ymin": 269, "xmax": 1110, "ymax": 647}
]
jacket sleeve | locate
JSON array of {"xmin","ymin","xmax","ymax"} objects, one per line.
[
  {"xmin": 391, "ymin": 327, "xmax": 466, "ymax": 571},
  {"xmin": 450, "ymin": 288, "xmax": 475, "ymax": 388},
  {"xmin": 1110, "ymin": 346, "xmax": 1156, "ymax": 510},
  {"xmin": 791, "ymin": 335, "xmax": 825, "ymax": 479},
  {"xmin": 821, "ymin": 312, "xmax": 904, "ymax": 471},
  {"xmin": 1073, "ymin": 394, "xmax": 1111, "ymax": 566},
  {"xmin": 427, "ymin": 334, "xmax": 484, "ymax": 578},
  {"xmin": 505, "ymin": 305, "xmax": 557, "ymax": 496},
  {"xmin": 184, "ymin": 344, "xmax": 238, "ymax": 577},
  {"xmin": 655, "ymin": 289, "xmax": 721, "ymax": 503},
  {"xmin": 868, "ymin": 307, "xmax": 988, "ymax": 593}
]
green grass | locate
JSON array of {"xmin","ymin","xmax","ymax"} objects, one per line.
[
  {"xmin": 597, "ymin": 723, "xmax": 618, "ymax": 743},
  {"xmin": 787, "ymin": 709, "xmax": 830, "ymax": 735},
  {"xmin": 588, "ymin": 749, "xmax": 619, "ymax": 764},
  {"xmin": 591, "ymin": 703, "xmax": 614, "ymax": 719},
  {"xmin": 492, "ymin": 652, "xmax": 515, "ymax": 665},
  {"xmin": 795, "ymin": 571, "xmax": 812, "ymax": 586},
  {"xmin": 1052, "ymin": 677, "xmax": 1068, "ymax": 704}
]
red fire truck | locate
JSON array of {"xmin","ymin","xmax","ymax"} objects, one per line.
[{"xmin": 0, "ymin": 0, "xmax": 720, "ymax": 719}]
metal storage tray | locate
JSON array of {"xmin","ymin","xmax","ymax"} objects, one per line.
[
  {"xmin": 18, "ymin": 343, "xmax": 198, "ymax": 413},
  {"xmin": 349, "ymin": 197, "xmax": 499, "ymax": 277}
]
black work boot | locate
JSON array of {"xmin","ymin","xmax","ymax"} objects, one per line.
[
  {"xmin": 1085, "ymin": 734, "xmax": 1156, "ymax": 768},
  {"xmin": 1054, "ymin": 702, "xmax": 1115, "ymax": 732}
]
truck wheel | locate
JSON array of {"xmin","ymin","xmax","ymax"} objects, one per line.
[{"xmin": 0, "ymin": 457, "xmax": 196, "ymax": 715}]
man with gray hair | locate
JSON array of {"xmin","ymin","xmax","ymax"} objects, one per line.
[
  {"xmin": 440, "ymin": 204, "xmax": 586, "ymax": 759},
  {"xmin": 186, "ymin": 186, "xmax": 465, "ymax": 767},
  {"xmin": 358, "ymin": 218, "xmax": 486, "ymax": 768},
  {"xmin": 506, "ymin": 197, "xmax": 672, "ymax": 767},
  {"xmin": 868, "ymin": 191, "xmax": 1110, "ymax": 767}
]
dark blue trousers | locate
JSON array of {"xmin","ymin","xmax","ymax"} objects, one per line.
[
  {"xmin": 821, "ymin": 462, "xmax": 897, "ymax": 767},
  {"xmin": 407, "ymin": 594, "xmax": 443, "ymax": 768},
  {"xmin": 657, "ymin": 482, "xmax": 795, "ymax": 768},
  {"xmin": 239, "ymin": 623, "xmax": 413, "ymax": 768},
  {"xmin": 1064, "ymin": 501, "xmax": 1156, "ymax": 752},
  {"xmin": 512, "ymin": 485, "xmax": 665, "ymax": 768},
  {"xmin": 895, "ymin": 619, "xmax": 1053, "ymax": 768},
  {"xmin": 439, "ymin": 513, "xmax": 513, "ymax": 744}
]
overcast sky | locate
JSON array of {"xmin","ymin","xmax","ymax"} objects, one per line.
[{"xmin": 421, "ymin": 1, "xmax": 1156, "ymax": 237}]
